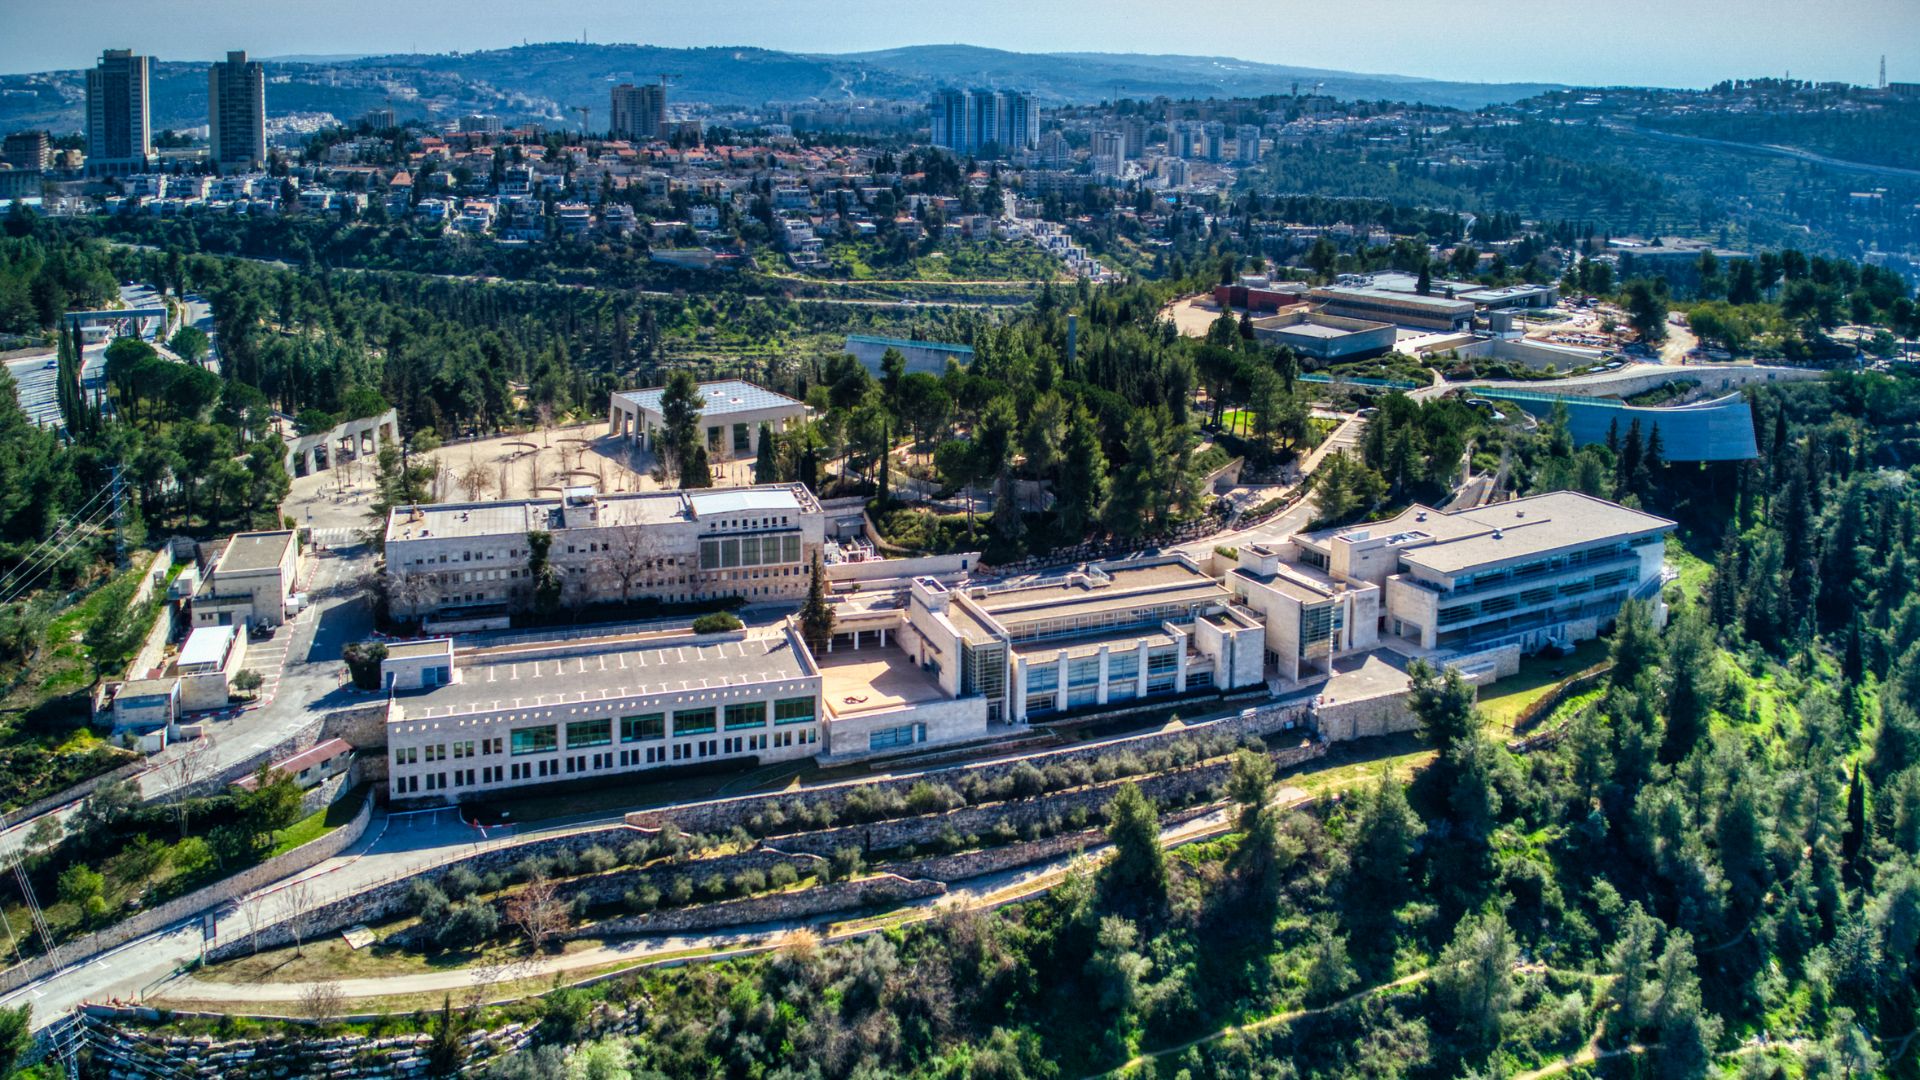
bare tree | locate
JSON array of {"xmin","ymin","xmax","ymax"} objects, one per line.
[
  {"xmin": 458, "ymin": 460, "xmax": 495, "ymax": 502},
  {"xmin": 241, "ymin": 893, "xmax": 269, "ymax": 955},
  {"xmin": 160, "ymin": 739, "xmax": 215, "ymax": 839},
  {"xmin": 604, "ymin": 524, "xmax": 662, "ymax": 605},
  {"xmin": 299, "ymin": 978, "xmax": 346, "ymax": 1024},
  {"xmin": 278, "ymin": 879, "xmax": 318, "ymax": 957},
  {"xmin": 504, "ymin": 874, "xmax": 568, "ymax": 954},
  {"xmin": 496, "ymin": 454, "xmax": 512, "ymax": 499}
]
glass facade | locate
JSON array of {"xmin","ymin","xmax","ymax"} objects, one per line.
[
  {"xmin": 510, "ymin": 725, "xmax": 557, "ymax": 755},
  {"xmin": 774, "ymin": 697, "xmax": 815, "ymax": 724},
  {"xmin": 674, "ymin": 707, "xmax": 717, "ymax": 736},
  {"xmin": 565, "ymin": 718, "xmax": 611, "ymax": 748},
  {"xmin": 724, "ymin": 702, "xmax": 767, "ymax": 729},
  {"xmin": 699, "ymin": 533, "xmax": 804, "ymax": 571},
  {"xmin": 620, "ymin": 713, "xmax": 665, "ymax": 742}
]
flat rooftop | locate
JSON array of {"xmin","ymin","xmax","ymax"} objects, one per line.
[
  {"xmin": 385, "ymin": 485, "xmax": 818, "ymax": 543},
  {"xmin": 1274, "ymin": 322, "xmax": 1351, "ymax": 339},
  {"xmin": 218, "ymin": 531, "xmax": 295, "ymax": 574},
  {"xmin": 613, "ymin": 379, "xmax": 804, "ymax": 417},
  {"xmin": 1009, "ymin": 623, "xmax": 1177, "ymax": 660},
  {"xmin": 387, "ymin": 639, "xmax": 455, "ymax": 660},
  {"xmin": 817, "ymin": 647, "xmax": 948, "ymax": 717},
  {"xmin": 972, "ymin": 560, "xmax": 1230, "ymax": 632},
  {"xmin": 1318, "ymin": 650, "xmax": 1414, "ymax": 704},
  {"xmin": 1397, "ymin": 493, "xmax": 1672, "ymax": 576},
  {"xmin": 1311, "ymin": 285, "xmax": 1476, "ymax": 314},
  {"xmin": 177, "ymin": 625, "xmax": 237, "ymax": 669},
  {"xmin": 1312, "ymin": 492, "xmax": 1673, "ymax": 578},
  {"xmin": 1233, "ymin": 561, "xmax": 1351, "ymax": 605},
  {"xmin": 393, "ymin": 632, "xmax": 813, "ymax": 721}
]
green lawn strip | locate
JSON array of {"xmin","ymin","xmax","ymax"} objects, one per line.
[{"xmin": 1476, "ymin": 638, "xmax": 1610, "ymax": 731}]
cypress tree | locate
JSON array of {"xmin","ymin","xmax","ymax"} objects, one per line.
[{"xmin": 799, "ymin": 550, "xmax": 834, "ymax": 654}]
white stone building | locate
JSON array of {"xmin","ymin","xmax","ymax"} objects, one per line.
[
  {"xmin": 381, "ymin": 628, "xmax": 822, "ymax": 803},
  {"xmin": 382, "ymin": 484, "xmax": 828, "ymax": 624},
  {"xmin": 607, "ymin": 379, "xmax": 807, "ymax": 461}
]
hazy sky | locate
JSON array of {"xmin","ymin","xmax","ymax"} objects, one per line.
[{"xmin": 3, "ymin": 0, "xmax": 1912, "ymax": 88}]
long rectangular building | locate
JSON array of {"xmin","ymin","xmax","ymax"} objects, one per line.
[
  {"xmin": 383, "ymin": 484, "xmax": 826, "ymax": 625},
  {"xmin": 381, "ymin": 628, "xmax": 823, "ymax": 802}
]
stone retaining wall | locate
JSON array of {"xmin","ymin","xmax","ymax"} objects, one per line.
[
  {"xmin": 204, "ymin": 823, "xmax": 646, "ymax": 964},
  {"xmin": 763, "ymin": 739, "xmax": 1323, "ymax": 860},
  {"xmin": 384, "ymin": 847, "xmax": 823, "ymax": 951},
  {"xmin": 890, "ymin": 827, "xmax": 1101, "ymax": 883},
  {"xmin": 627, "ymin": 703, "xmax": 1313, "ymax": 835},
  {"xmin": 0, "ymin": 791, "xmax": 375, "ymax": 996},
  {"xmin": 559, "ymin": 874, "xmax": 944, "ymax": 941},
  {"xmin": 0, "ymin": 755, "xmax": 144, "ymax": 831},
  {"xmin": 67, "ymin": 1007, "xmax": 532, "ymax": 1078}
]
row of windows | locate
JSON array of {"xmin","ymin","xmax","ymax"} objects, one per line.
[
  {"xmin": 868, "ymin": 723, "xmax": 924, "ymax": 751},
  {"xmin": 500, "ymin": 697, "xmax": 816, "ymax": 756},
  {"xmin": 393, "ymin": 727, "xmax": 825, "ymax": 796},
  {"xmin": 698, "ymin": 533, "xmax": 804, "ymax": 571}
]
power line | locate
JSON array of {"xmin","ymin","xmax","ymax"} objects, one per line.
[
  {"xmin": 0, "ymin": 497, "xmax": 120, "ymax": 608},
  {"xmin": 0, "ymin": 481, "xmax": 115, "ymax": 595}
]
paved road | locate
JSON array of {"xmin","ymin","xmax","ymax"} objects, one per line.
[{"xmin": 0, "ymin": 544, "xmax": 375, "ymax": 865}]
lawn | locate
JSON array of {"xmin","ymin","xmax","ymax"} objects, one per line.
[
  {"xmin": 267, "ymin": 784, "xmax": 369, "ymax": 857},
  {"xmin": 1667, "ymin": 533, "xmax": 1713, "ymax": 605},
  {"xmin": 1475, "ymin": 638, "xmax": 1611, "ymax": 732}
]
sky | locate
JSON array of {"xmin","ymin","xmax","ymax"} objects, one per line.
[{"xmin": 2, "ymin": 0, "xmax": 1913, "ymax": 88}]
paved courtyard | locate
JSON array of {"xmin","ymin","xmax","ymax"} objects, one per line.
[{"xmin": 284, "ymin": 421, "xmax": 769, "ymax": 529}]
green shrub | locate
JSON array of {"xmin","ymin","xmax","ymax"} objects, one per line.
[{"xmin": 691, "ymin": 612, "xmax": 743, "ymax": 634}]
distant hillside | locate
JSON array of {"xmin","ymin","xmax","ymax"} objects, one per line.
[
  {"xmin": 0, "ymin": 41, "xmax": 1563, "ymax": 137},
  {"xmin": 841, "ymin": 45, "xmax": 1564, "ymax": 109}
]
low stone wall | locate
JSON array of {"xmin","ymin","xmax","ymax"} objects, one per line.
[
  {"xmin": 0, "ymin": 754, "xmax": 144, "ymax": 831},
  {"xmin": 1316, "ymin": 690, "xmax": 1419, "ymax": 742},
  {"xmin": 156, "ymin": 703, "xmax": 383, "ymax": 806},
  {"xmin": 890, "ymin": 827, "xmax": 1101, "ymax": 883},
  {"xmin": 296, "ymin": 765, "xmax": 355, "ymax": 819},
  {"xmin": 0, "ymin": 790, "xmax": 375, "ymax": 997},
  {"xmin": 627, "ymin": 702, "xmax": 1313, "ymax": 835},
  {"xmin": 384, "ymin": 847, "xmax": 822, "ymax": 951},
  {"xmin": 204, "ymin": 823, "xmax": 647, "ymax": 964},
  {"xmin": 560, "ymin": 874, "xmax": 943, "ymax": 941},
  {"xmin": 67, "ymin": 1007, "xmax": 532, "ymax": 1078},
  {"xmin": 763, "ymin": 739, "xmax": 1323, "ymax": 861}
]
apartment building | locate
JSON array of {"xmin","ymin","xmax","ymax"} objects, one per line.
[
  {"xmin": 382, "ymin": 484, "xmax": 828, "ymax": 624},
  {"xmin": 610, "ymin": 83, "xmax": 668, "ymax": 142},
  {"xmin": 86, "ymin": 49, "xmax": 150, "ymax": 176},
  {"xmin": 1233, "ymin": 492, "xmax": 1674, "ymax": 677},
  {"xmin": 207, "ymin": 51, "xmax": 266, "ymax": 171},
  {"xmin": 2, "ymin": 131, "xmax": 50, "ymax": 170},
  {"xmin": 382, "ymin": 629, "xmax": 822, "ymax": 803}
]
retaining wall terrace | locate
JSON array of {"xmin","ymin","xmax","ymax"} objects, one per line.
[
  {"xmin": 67, "ymin": 1008, "xmax": 532, "ymax": 1079},
  {"xmin": 626, "ymin": 703, "xmax": 1314, "ymax": 835},
  {"xmin": 558, "ymin": 874, "xmax": 944, "ymax": 941},
  {"xmin": 0, "ymin": 792, "xmax": 375, "ymax": 997},
  {"xmin": 384, "ymin": 847, "xmax": 823, "ymax": 951},
  {"xmin": 203, "ymin": 823, "xmax": 647, "ymax": 964},
  {"xmin": 760, "ymin": 739, "xmax": 1323, "ymax": 860}
]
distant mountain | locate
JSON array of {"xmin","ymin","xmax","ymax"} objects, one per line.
[
  {"xmin": 839, "ymin": 44, "xmax": 1564, "ymax": 109},
  {"xmin": 0, "ymin": 41, "xmax": 1563, "ymax": 137}
]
